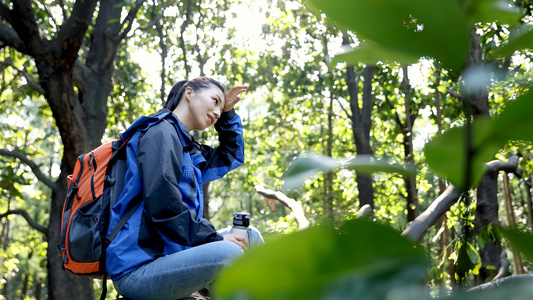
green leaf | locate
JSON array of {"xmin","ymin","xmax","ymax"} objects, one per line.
[
  {"xmin": 492, "ymin": 88, "xmax": 533, "ymax": 143},
  {"xmin": 344, "ymin": 155, "xmax": 416, "ymax": 177},
  {"xmin": 332, "ymin": 42, "xmax": 421, "ymax": 66},
  {"xmin": 305, "ymin": 0, "xmax": 470, "ymax": 70},
  {"xmin": 465, "ymin": 0, "xmax": 521, "ymax": 26},
  {"xmin": 282, "ymin": 154, "xmax": 340, "ymax": 189},
  {"xmin": 497, "ymin": 226, "xmax": 533, "ymax": 263},
  {"xmin": 214, "ymin": 218, "xmax": 429, "ymax": 300},
  {"xmin": 455, "ymin": 242, "xmax": 476, "ymax": 279},
  {"xmin": 489, "ymin": 25, "xmax": 533, "ymax": 58},
  {"xmin": 424, "ymin": 117, "xmax": 501, "ymax": 190},
  {"xmin": 282, "ymin": 154, "xmax": 415, "ymax": 189},
  {"xmin": 466, "ymin": 242, "xmax": 480, "ymax": 265}
]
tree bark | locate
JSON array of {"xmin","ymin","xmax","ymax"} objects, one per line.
[
  {"xmin": 526, "ymin": 174, "xmax": 533, "ymax": 230},
  {"xmin": 467, "ymin": 274, "xmax": 533, "ymax": 292},
  {"xmin": 469, "ymin": 28, "xmax": 501, "ymax": 284},
  {"xmin": 343, "ymin": 34, "xmax": 374, "ymax": 209},
  {"xmin": 0, "ymin": 0, "xmax": 145, "ymax": 298},
  {"xmin": 433, "ymin": 67, "xmax": 455, "ymax": 287},
  {"xmin": 502, "ymin": 172, "xmax": 525, "ymax": 274},
  {"xmin": 401, "ymin": 66, "xmax": 418, "ymax": 222},
  {"xmin": 404, "ymin": 156, "xmax": 519, "ymax": 243}
]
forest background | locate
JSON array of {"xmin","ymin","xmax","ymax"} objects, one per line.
[{"xmin": 2, "ymin": 0, "xmax": 533, "ymax": 299}]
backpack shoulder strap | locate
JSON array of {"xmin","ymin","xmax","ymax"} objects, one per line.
[{"xmin": 106, "ymin": 193, "xmax": 143, "ymax": 244}]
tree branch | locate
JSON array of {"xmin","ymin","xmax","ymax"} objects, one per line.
[
  {"xmin": 55, "ymin": 0, "xmax": 98, "ymax": 63},
  {"xmin": 118, "ymin": 0, "xmax": 146, "ymax": 41},
  {"xmin": 9, "ymin": 0, "xmax": 45, "ymax": 56},
  {"xmin": 486, "ymin": 155, "xmax": 519, "ymax": 174},
  {"xmin": 0, "ymin": 149, "xmax": 56, "ymax": 189},
  {"xmin": 0, "ymin": 22, "xmax": 24, "ymax": 52},
  {"xmin": 402, "ymin": 185, "xmax": 461, "ymax": 242},
  {"xmin": 0, "ymin": 3, "xmax": 13, "ymax": 23},
  {"xmin": 384, "ymin": 93, "xmax": 404, "ymax": 129},
  {"xmin": 402, "ymin": 156, "xmax": 519, "ymax": 242},
  {"xmin": 254, "ymin": 185, "xmax": 310, "ymax": 230},
  {"xmin": 335, "ymin": 97, "xmax": 352, "ymax": 120},
  {"xmin": 0, "ymin": 209, "xmax": 48, "ymax": 236},
  {"xmin": 178, "ymin": 0, "xmax": 193, "ymax": 77},
  {"xmin": 0, "ymin": 59, "xmax": 43, "ymax": 94},
  {"xmin": 467, "ymin": 274, "xmax": 533, "ymax": 292},
  {"xmin": 447, "ymin": 87, "xmax": 462, "ymax": 99}
]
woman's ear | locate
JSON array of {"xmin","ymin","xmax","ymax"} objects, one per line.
[{"xmin": 184, "ymin": 87, "xmax": 195, "ymax": 102}]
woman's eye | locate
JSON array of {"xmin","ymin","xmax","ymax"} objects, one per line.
[{"xmin": 213, "ymin": 98, "xmax": 218, "ymax": 104}]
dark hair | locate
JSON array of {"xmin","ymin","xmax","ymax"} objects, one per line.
[{"xmin": 164, "ymin": 77, "xmax": 226, "ymax": 111}]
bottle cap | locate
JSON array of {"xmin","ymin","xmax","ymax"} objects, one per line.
[{"xmin": 233, "ymin": 212, "xmax": 250, "ymax": 227}]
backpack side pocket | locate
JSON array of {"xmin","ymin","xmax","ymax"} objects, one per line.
[{"xmin": 68, "ymin": 198, "xmax": 104, "ymax": 263}]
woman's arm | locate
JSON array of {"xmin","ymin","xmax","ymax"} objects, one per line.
[
  {"xmin": 199, "ymin": 108, "xmax": 245, "ymax": 183},
  {"xmin": 199, "ymin": 85, "xmax": 248, "ymax": 182}
]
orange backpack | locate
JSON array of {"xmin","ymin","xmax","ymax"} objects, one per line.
[{"xmin": 59, "ymin": 138, "xmax": 142, "ymax": 279}]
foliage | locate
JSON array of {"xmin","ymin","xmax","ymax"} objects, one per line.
[
  {"xmin": 2, "ymin": 0, "xmax": 533, "ymax": 298},
  {"xmin": 215, "ymin": 218, "xmax": 430, "ymax": 299}
]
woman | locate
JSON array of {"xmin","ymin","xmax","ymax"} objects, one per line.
[{"xmin": 106, "ymin": 77, "xmax": 261, "ymax": 300}]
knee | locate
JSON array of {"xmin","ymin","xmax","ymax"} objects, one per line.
[
  {"xmin": 216, "ymin": 241, "xmax": 244, "ymax": 266},
  {"xmin": 248, "ymin": 226, "xmax": 265, "ymax": 247}
]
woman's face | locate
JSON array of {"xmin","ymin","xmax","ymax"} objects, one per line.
[{"xmin": 187, "ymin": 85, "xmax": 225, "ymax": 130}]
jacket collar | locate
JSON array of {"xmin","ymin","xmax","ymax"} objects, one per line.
[{"xmin": 160, "ymin": 109, "xmax": 194, "ymax": 152}]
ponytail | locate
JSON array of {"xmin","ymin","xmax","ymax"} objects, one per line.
[{"xmin": 164, "ymin": 80, "xmax": 189, "ymax": 111}]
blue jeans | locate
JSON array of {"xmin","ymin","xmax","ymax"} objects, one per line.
[{"xmin": 113, "ymin": 226, "xmax": 264, "ymax": 300}]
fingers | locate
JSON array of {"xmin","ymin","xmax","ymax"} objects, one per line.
[
  {"xmin": 226, "ymin": 85, "xmax": 249, "ymax": 100},
  {"xmin": 224, "ymin": 85, "xmax": 249, "ymax": 112},
  {"xmin": 223, "ymin": 234, "xmax": 248, "ymax": 250}
]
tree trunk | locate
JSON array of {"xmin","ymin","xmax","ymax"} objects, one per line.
[
  {"xmin": 351, "ymin": 66, "xmax": 375, "ymax": 208},
  {"xmin": 469, "ymin": 29, "xmax": 502, "ymax": 284},
  {"xmin": 475, "ymin": 172, "xmax": 501, "ymax": 282},
  {"xmin": 401, "ymin": 66, "xmax": 418, "ymax": 222},
  {"xmin": 342, "ymin": 34, "xmax": 374, "ymax": 209},
  {"xmin": 434, "ymin": 67, "xmax": 455, "ymax": 287},
  {"xmin": 0, "ymin": 0, "xmax": 144, "ymax": 298},
  {"xmin": 526, "ymin": 174, "xmax": 533, "ymax": 230},
  {"xmin": 502, "ymin": 172, "xmax": 524, "ymax": 274}
]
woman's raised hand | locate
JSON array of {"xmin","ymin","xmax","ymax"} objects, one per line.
[{"xmin": 224, "ymin": 85, "xmax": 248, "ymax": 112}]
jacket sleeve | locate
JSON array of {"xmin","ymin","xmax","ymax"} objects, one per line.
[
  {"xmin": 199, "ymin": 108, "xmax": 245, "ymax": 183},
  {"xmin": 137, "ymin": 122, "xmax": 223, "ymax": 246}
]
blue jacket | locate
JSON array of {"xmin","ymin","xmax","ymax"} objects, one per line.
[{"xmin": 106, "ymin": 108, "xmax": 244, "ymax": 280}]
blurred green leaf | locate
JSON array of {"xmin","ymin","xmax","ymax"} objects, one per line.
[
  {"xmin": 344, "ymin": 155, "xmax": 416, "ymax": 176},
  {"xmin": 489, "ymin": 25, "xmax": 533, "ymax": 58},
  {"xmin": 214, "ymin": 218, "xmax": 429, "ymax": 300},
  {"xmin": 331, "ymin": 42, "xmax": 420, "ymax": 66},
  {"xmin": 497, "ymin": 226, "xmax": 533, "ymax": 263},
  {"xmin": 282, "ymin": 154, "xmax": 340, "ymax": 189},
  {"xmin": 283, "ymin": 154, "xmax": 415, "ymax": 189},
  {"xmin": 424, "ymin": 117, "xmax": 500, "ymax": 190},
  {"xmin": 465, "ymin": 0, "xmax": 521, "ymax": 25},
  {"xmin": 492, "ymin": 89, "xmax": 533, "ymax": 143},
  {"xmin": 306, "ymin": 0, "xmax": 470, "ymax": 70},
  {"xmin": 455, "ymin": 242, "xmax": 477, "ymax": 280}
]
